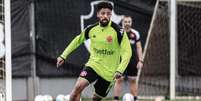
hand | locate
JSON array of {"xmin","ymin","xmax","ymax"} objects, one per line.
[
  {"xmin": 113, "ymin": 71, "xmax": 122, "ymax": 80},
  {"xmin": 56, "ymin": 57, "xmax": 65, "ymax": 68},
  {"xmin": 137, "ymin": 61, "xmax": 143, "ymax": 69}
]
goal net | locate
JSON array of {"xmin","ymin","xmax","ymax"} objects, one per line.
[
  {"xmin": 177, "ymin": 0, "xmax": 201, "ymax": 97},
  {"xmin": 139, "ymin": 0, "xmax": 201, "ymax": 99},
  {"xmin": 138, "ymin": 0, "xmax": 170, "ymax": 97}
]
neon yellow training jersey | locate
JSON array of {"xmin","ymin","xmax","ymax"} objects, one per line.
[{"xmin": 60, "ymin": 21, "xmax": 132, "ymax": 81}]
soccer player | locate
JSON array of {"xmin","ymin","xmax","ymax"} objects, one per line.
[
  {"xmin": 56, "ymin": 2, "xmax": 132, "ymax": 101},
  {"xmin": 113, "ymin": 16, "xmax": 143, "ymax": 101}
]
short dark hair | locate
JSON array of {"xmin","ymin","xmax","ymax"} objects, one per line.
[
  {"xmin": 123, "ymin": 15, "xmax": 132, "ymax": 19},
  {"xmin": 97, "ymin": 2, "xmax": 113, "ymax": 12}
]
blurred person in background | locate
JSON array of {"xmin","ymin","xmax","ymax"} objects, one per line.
[{"xmin": 113, "ymin": 15, "xmax": 143, "ymax": 101}]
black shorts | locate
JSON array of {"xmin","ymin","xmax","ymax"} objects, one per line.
[
  {"xmin": 79, "ymin": 66, "xmax": 113, "ymax": 97},
  {"xmin": 123, "ymin": 59, "xmax": 138, "ymax": 77}
]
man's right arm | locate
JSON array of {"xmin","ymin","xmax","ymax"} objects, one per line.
[{"xmin": 57, "ymin": 31, "xmax": 86, "ymax": 67}]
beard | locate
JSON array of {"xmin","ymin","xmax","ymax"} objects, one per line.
[{"xmin": 100, "ymin": 19, "xmax": 109, "ymax": 27}]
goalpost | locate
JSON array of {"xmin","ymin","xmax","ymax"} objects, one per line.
[
  {"xmin": 4, "ymin": 0, "xmax": 12, "ymax": 100},
  {"xmin": 170, "ymin": 0, "xmax": 177, "ymax": 100}
]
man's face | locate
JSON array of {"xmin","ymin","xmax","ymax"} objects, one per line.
[
  {"xmin": 122, "ymin": 17, "xmax": 132, "ymax": 29},
  {"xmin": 97, "ymin": 8, "xmax": 112, "ymax": 26}
]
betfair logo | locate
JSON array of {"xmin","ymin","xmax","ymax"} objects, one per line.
[{"xmin": 93, "ymin": 48, "xmax": 114, "ymax": 55}]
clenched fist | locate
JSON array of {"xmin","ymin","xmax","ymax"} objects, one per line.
[
  {"xmin": 114, "ymin": 71, "xmax": 123, "ymax": 80},
  {"xmin": 56, "ymin": 57, "xmax": 65, "ymax": 68}
]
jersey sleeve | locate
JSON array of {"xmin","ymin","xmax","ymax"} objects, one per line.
[
  {"xmin": 60, "ymin": 30, "xmax": 86, "ymax": 60},
  {"xmin": 136, "ymin": 31, "xmax": 141, "ymax": 42},
  {"xmin": 116, "ymin": 31, "xmax": 132, "ymax": 73},
  {"xmin": 132, "ymin": 29, "xmax": 140, "ymax": 42}
]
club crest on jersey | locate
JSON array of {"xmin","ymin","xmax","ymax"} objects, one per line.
[
  {"xmin": 106, "ymin": 35, "xmax": 113, "ymax": 43},
  {"xmin": 80, "ymin": 71, "xmax": 87, "ymax": 77}
]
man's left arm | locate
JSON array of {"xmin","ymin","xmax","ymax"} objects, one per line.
[
  {"xmin": 136, "ymin": 41, "xmax": 143, "ymax": 69},
  {"xmin": 116, "ymin": 32, "xmax": 132, "ymax": 74},
  {"xmin": 135, "ymin": 31, "xmax": 143, "ymax": 69}
]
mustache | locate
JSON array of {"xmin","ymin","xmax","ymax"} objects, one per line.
[
  {"xmin": 124, "ymin": 25, "xmax": 131, "ymax": 28},
  {"xmin": 102, "ymin": 19, "xmax": 109, "ymax": 21}
]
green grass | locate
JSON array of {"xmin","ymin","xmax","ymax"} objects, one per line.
[
  {"xmin": 82, "ymin": 98, "xmax": 201, "ymax": 101},
  {"xmin": 82, "ymin": 100, "xmax": 201, "ymax": 101}
]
